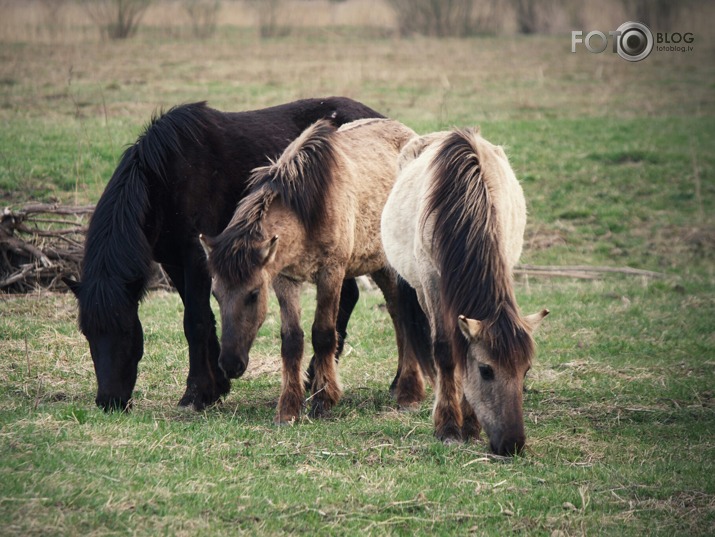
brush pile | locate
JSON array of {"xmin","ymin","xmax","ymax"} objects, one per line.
[
  {"xmin": 1, "ymin": 203, "xmax": 171, "ymax": 293},
  {"xmin": 1, "ymin": 203, "xmax": 91, "ymax": 292}
]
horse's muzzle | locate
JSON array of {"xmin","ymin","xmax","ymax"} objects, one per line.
[
  {"xmin": 96, "ymin": 393, "xmax": 131, "ymax": 412},
  {"xmin": 219, "ymin": 353, "xmax": 248, "ymax": 379}
]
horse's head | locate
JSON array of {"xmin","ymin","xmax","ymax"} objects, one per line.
[
  {"xmin": 200, "ymin": 233, "xmax": 278, "ymax": 380},
  {"xmin": 64, "ymin": 277, "xmax": 144, "ymax": 411},
  {"xmin": 457, "ymin": 309, "xmax": 549, "ymax": 456}
]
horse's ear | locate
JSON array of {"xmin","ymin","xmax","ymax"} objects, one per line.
[
  {"xmin": 62, "ymin": 277, "xmax": 81, "ymax": 297},
  {"xmin": 523, "ymin": 309, "xmax": 550, "ymax": 333},
  {"xmin": 199, "ymin": 234, "xmax": 213, "ymax": 259},
  {"xmin": 458, "ymin": 315, "xmax": 484, "ymax": 342},
  {"xmin": 259, "ymin": 235, "xmax": 279, "ymax": 266}
]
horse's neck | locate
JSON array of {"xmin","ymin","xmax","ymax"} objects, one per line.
[{"xmin": 263, "ymin": 202, "xmax": 309, "ymax": 278}]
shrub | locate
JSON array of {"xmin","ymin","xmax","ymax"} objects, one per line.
[
  {"xmin": 387, "ymin": 0, "xmax": 509, "ymax": 37},
  {"xmin": 183, "ymin": 0, "xmax": 221, "ymax": 39},
  {"xmin": 80, "ymin": 0, "xmax": 151, "ymax": 40}
]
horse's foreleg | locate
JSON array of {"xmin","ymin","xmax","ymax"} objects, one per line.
[
  {"xmin": 308, "ymin": 268, "xmax": 344, "ymax": 418},
  {"xmin": 305, "ymin": 278, "xmax": 359, "ymax": 390},
  {"xmin": 165, "ymin": 259, "xmax": 229, "ymax": 411},
  {"xmin": 432, "ymin": 333, "xmax": 463, "ymax": 443},
  {"xmin": 371, "ymin": 268, "xmax": 426, "ymax": 410},
  {"xmin": 419, "ymin": 278, "xmax": 463, "ymax": 443},
  {"xmin": 274, "ymin": 276, "xmax": 305, "ymax": 424},
  {"xmin": 461, "ymin": 394, "xmax": 481, "ymax": 442}
]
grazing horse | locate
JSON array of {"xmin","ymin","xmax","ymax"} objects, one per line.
[
  {"xmin": 201, "ymin": 118, "xmax": 424, "ymax": 423},
  {"xmin": 381, "ymin": 128, "xmax": 548, "ymax": 455},
  {"xmin": 63, "ymin": 98, "xmax": 386, "ymax": 411}
]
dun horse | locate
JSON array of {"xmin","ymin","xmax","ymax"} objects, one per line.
[
  {"xmin": 381, "ymin": 128, "xmax": 548, "ymax": 455},
  {"xmin": 63, "ymin": 98, "xmax": 386, "ymax": 411},
  {"xmin": 201, "ymin": 118, "xmax": 425, "ymax": 423}
]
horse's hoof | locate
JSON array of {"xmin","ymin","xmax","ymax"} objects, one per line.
[
  {"xmin": 274, "ymin": 413, "xmax": 298, "ymax": 426},
  {"xmin": 398, "ymin": 402, "xmax": 421, "ymax": 413},
  {"xmin": 309, "ymin": 399, "xmax": 331, "ymax": 419},
  {"xmin": 178, "ymin": 391, "xmax": 199, "ymax": 409},
  {"xmin": 179, "ymin": 379, "xmax": 230, "ymax": 411},
  {"xmin": 436, "ymin": 428, "xmax": 463, "ymax": 444},
  {"xmin": 461, "ymin": 426, "xmax": 482, "ymax": 443},
  {"xmin": 178, "ymin": 394, "xmax": 220, "ymax": 411}
]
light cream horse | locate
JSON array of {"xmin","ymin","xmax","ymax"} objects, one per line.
[
  {"xmin": 201, "ymin": 118, "xmax": 428, "ymax": 423},
  {"xmin": 381, "ymin": 128, "xmax": 548, "ymax": 455}
]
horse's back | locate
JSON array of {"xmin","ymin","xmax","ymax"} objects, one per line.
[
  {"xmin": 382, "ymin": 128, "xmax": 526, "ymax": 292},
  {"xmin": 334, "ymin": 119, "xmax": 416, "ymax": 276},
  {"xmin": 471, "ymin": 137, "xmax": 526, "ymax": 269},
  {"xmin": 143, "ymin": 98, "xmax": 383, "ymax": 264}
]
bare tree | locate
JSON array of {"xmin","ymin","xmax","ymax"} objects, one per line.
[
  {"xmin": 39, "ymin": 0, "xmax": 70, "ymax": 40},
  {"xmin": 622, "ymin": 0, "xmax": 681, "ymax": 29},
  {"xmin": 247, "ymin": 0, "xmax": 291, "ymax": 38},
  {"xmin": 512, "ymin": 0, "xmax": 560, "ymax": 34},
  {"xmin": 80, "ymin": 0, "xmax": 152, "ymax": 40},
  {"xmin": 387, "ymin": 0, "xmax": 503, "ymax": 37},
  {"xmin": 184, "ymin": 0, "xmax": 221, "ymax": 39},
  {"xmin": 388, "ymin": 0, "xmax": 475, "ymax": 37}
]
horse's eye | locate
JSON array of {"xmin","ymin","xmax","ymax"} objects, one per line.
[
  {"xmin": 479, "ymin": 364, "xmax": 495, "ymax": 381},
  {"xmin": 245, "ymin": 288, "xmax": 260, "ymax": 306}
]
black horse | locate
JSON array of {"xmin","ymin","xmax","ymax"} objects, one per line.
[{"xmin": 64, "ymin": 98, "xmax": 386, "ymax": 411}]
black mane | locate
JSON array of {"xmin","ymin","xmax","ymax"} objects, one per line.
[
  {"xmin": 425, "ymin": 128, "xmax": 534, "ymax": 371},
  {"xmin": 78, "ymin": 102, "xmax": 214, "ymax": 333}
]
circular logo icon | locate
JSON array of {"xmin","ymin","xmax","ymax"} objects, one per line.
[{"xmin": 616, "ymin": 21, "xmax": 654, "ymax": 62}]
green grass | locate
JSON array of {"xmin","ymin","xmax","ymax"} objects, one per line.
[{"xmin": 1, "ymin": 29, "xmax": 714, "ymax": 536}]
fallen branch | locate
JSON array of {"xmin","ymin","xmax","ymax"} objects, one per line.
[
  {"xmin": 515, "ymin": 264, "xmax": 665, "ymax": 279},
  {"xmin": 1, "ymin": 203, "xmax": 171, "ymax": 293}
]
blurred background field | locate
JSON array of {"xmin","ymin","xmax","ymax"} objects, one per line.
[{"xmin": 1, "ymin": 1, "xmax": 714, "ymax": 535}]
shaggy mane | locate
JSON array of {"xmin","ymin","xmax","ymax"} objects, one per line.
[
  {"xmin": 209, "ymin": 119, "xmax": 338, "ymax": 282},
  {"xmin": 78, "ymin": 102, "xmax": 215, "ymax": 334},
  {"xmin": 424, "ymin": 128, "xmax": 534, "ymax": 371}
]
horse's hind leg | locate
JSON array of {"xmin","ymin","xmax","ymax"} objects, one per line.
[
  {"xmin": 164, "ymin": 261, "xmax": 229, "ymax": 410},
  {"xmin": 308, "ymin": 267, "xmax": 345, "ymax": 418},
  {"xmin": 305, "ymin": 278, "xmax": 359, "ymax": 390},
  {"xmin": 274, "ymin": 276, "xmax": 305, "ymax": 424},
  {"xmin": 371, "ymin": 269, "xmax": 426, "ymax": 410}
]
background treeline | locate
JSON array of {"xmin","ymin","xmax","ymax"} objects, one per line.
[{"xmin": 0, "ymin": 0, "xmax": 710, "ymax": 43}]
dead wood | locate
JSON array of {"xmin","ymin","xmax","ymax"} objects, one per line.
[
  {"xmin": 514, "ymin": 264, "xmax": 665, "ymax": 279},
  {"xmin": 1, "ymin": 203, "xmax": 172, "ymax": 293}
]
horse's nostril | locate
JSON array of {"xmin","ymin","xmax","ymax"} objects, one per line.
[
  {"xmin": 235, "ymin": 360, "xmax": 247, "ymax": 377},
  {"xmin": 219, "ymin": 354, "xmax": 248, "ymax": 379}
]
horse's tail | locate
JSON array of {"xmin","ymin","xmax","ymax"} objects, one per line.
[
  {"xmin": 78, "ymin": 102, "xmax": 212, "ymax": 332},
  {"xmin": 248, "ymin": 118, "xmax": 338, "ymax": 235},
  {"xmin": 423, "ymin": 128, "xmax": 514, "ymax": 360}
]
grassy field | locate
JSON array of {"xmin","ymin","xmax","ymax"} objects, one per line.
[{"xmin": 1, "ymin": 12, "xmax": 715, "ymax": 537}]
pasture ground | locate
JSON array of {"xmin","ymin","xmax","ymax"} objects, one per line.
[{"xmin": 1, "ymin": 18, "xmax": 714, "ymax": 537}]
